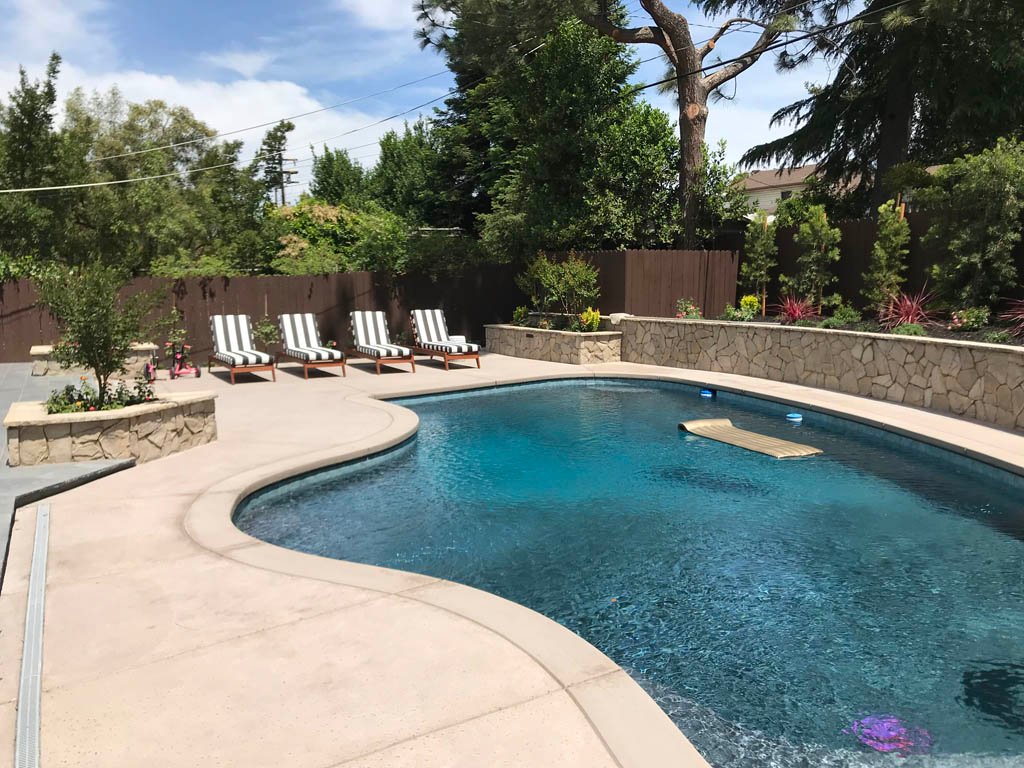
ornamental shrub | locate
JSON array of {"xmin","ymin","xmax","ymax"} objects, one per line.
[
  {"xmin": 917, "ymin": 138, "xmax": 1024, "ymax": 307},
  {"xmin": 983, "ymin": 330, "xmax": 1012, "ymax": 344},
  {"xmin": 891, "ymin": 323, "xmax": 927, "ymax": 337},
  {"xmin": 512, "ymin": 305, "xmax": 531, "ymax": 325},
  {"xmin": 578, "ymin": 307, "xmax": 601, "ymax": 332},
  {"xmin": 740, "ymin": 211, "xmax": 777, "ymax": 316},
  {"xmin": 515, "ymin": 253, "xmax": 600, "ymax": 317},
  {"xmin": 947, "ymin": 306, "xmax": 990, "ymax": 332},
  {"xmin": 820, "ymin": 302, "xmax": 863, "ymax": 329},
  {"xmin": 675, "ymin": 297, "xmax": 702, "ymax": 319},
  {"xmin": 862, "ymin": 200, "xmax": 910, "ymax": 310},
  {"xmin": 739, "ymin": 294, "xmax": 760, "ymax": 320},
  {"xmin": 252, "ymin": 316, "xmax": 281, "ymax": 350}
]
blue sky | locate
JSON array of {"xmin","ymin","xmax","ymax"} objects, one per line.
[{"xmin": 0, "ymin": 0, "xmax": 831, "ymax": 197}]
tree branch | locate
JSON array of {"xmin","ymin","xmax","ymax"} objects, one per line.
[
  {"xmin": 698, "ymin": 18, "xmax": 770, "ymax": 60},
  {"xmin": 701, "ymin": 23, "xmax": 779, "ymax": 91},
  {"xmin": 584, "ymin": 15, "xmax": 668, "ymax": 49}
]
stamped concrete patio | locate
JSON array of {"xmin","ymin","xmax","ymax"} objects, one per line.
[{"xmin": 2, "ymin": 352, "xmax": 1022, "ymax": 767}]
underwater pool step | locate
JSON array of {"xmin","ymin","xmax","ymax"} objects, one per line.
[{"xmin": 679, "ymin": 418, "xmax": 823, "ymax": 459}]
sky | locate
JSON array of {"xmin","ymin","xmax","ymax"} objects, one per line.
[{"xmin": 0, "ymin": 0, "xmax": 833, "ymax": 198}]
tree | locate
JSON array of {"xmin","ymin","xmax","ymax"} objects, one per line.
[
  {"xmin": 742, "ymin": 1, "xmax": 1024, "ymax": 208},
  {"xmin": 367, "ymin": 120, "xmax": 444, "ymax": 223},
  {"xmin": 789, "ymin": 204, "xmax": 840, "ymax": 311},
  {"xmin": 862, "ymin": 199, "xmax": 910, "ymax": 309},
  {"xmin": 35, "ymin": 263, "xmax": 161, "ymax": 407},
  {"xmin": 251, "ymin": 121, "xmax": 296, "ymax": 205},
  {"xmin": 310, "ymin": 146, "xmax": 367, "ymax": 206},
  {"xmin": 691, "ymin": 140, "xmax": 751, "ymax": 245},
  {"xmin": 916, "ymin": 138, "xmax": 1024, "ymax": 308},
  {"xmin": 468, "ymin": 20, "xmax": 679, "ymax": 260},
  {"xmin": 740, "ymin": 210, "xmax": 777, "ymax": 316}
]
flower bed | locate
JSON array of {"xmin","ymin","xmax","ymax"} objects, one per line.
[
  {"xmin": 4, "ymin": 391, "xmax": 217, "ymax": 466},
  {"xmin": 485, "ymin": 324, "xmax": 622, "ymax": 365}
]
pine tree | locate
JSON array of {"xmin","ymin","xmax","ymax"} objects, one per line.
[{"xmin": 862, "ymin": 200, "xmax": 910, "ymax": 309}]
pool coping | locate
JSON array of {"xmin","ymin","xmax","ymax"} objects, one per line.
[{"xmin": 182, "ymin": 365, "xmax": 1024, "ymax": 768}]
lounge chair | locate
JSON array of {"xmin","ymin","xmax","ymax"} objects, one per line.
[
  {"xmin": 277, "ymin": 313, "xmax": 346, "ymax": 378},
  {"xmin": 208, "ymin": 314, "xmax": 276, "ymax": 384},
  {"xmin": 411, "ymin": 309, "xmax": 481, "ymax": 370},
  {"xmin": 349, "ymin": 310, "xmax": 416, "ymax": 374}
]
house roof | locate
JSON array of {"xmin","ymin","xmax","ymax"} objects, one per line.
[{"xmin": 740, "ymin": 164, "xmax": 818, "ymax": 191}]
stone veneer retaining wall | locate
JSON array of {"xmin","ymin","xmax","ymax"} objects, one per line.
[
  {"xmin": 485, "ymin": 324, "xmax": 622, "ymax": 365},
  {"xmin": 30, "ymin": 342, "xmax": 157, "ymax": 377},
  {"xmin": 620, "ymin": 317, "xmax": 1024, "ymax": 430},
  {"xmin": 4, "ymin": 392, "xmax": 217, "ymax": 466}
]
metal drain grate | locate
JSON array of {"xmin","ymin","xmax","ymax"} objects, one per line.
[{"xmin": 15, "ymin": 504, "xmax": 49, "ymax": 768}]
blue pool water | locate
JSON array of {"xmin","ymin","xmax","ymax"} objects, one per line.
[{"xmin": 235, "ymin": 380, "xmax": 1024, "ymax": 766}]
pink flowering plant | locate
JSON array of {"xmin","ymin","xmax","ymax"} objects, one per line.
[
  {"xmin": 675, "ymin": 298, "xmax": 702, "ymax": 319},
  {"xmin": 947, "ymin": 306, "xmax": 990, "ymax": 331}
]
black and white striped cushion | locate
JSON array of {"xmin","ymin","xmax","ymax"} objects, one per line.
[
  {"xmin": 350, "ymin": 310, "xmax": 394, "ymax": 348},
  {"xmin": 356, "ymin": 344, "xmax": 411, "ymax": 358},
  {"xmin": 412, "ymin": 308, "xmax": 478, "ymax": 354},
  {"xmin": 210, "ymin": 315, "xmax": 272, "ymax": 366},
  {"xmin": 278, "ymin": 313, "xmax": 343, "ymax": 361},
  {"xmin": 418, "ymin": 340, "xmax": 480, "ymax": 354}
]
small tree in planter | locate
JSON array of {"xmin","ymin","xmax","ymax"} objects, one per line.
[
  {"xmin": 740, "ymin": 210, "xmax": 777, "ymax": 317},
  {"xmin": 862, "ymin": 200, "xmax": 910, "ymax": 310},
  {"xmin": 35, "ymin": 264, "xmax": 161, "ymax": 408},
  {"xmin": 789, "ymin": 204, "xmax": 841, "ymax": 314},
  {"xmin": 514, "ymin": 253, "xmax": 600, "ymax": 328}
]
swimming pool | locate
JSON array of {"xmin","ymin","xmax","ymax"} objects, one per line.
[{"xmin": 235, "ymin": 379, "xmax": 1024, "ymax": 766}]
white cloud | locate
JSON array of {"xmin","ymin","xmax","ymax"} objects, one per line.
[
  {"xmin": 0, "ymin": 0, "xmax": 115, "ymax": 70},
  {"xmin": 200, "ymin": 50, "xmax": 276, "ymax": 79},
  {"xmin": 332, "ymin": 0, "xmax": 420, "ymax": 32}
]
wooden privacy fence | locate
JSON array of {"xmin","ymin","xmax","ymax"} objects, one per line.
[
  {"xmin": 0, "ymin": 250, "xmax": 739, "ymax": 363},
  {"xmin": 0, "ymin": 268, "xmax": 524, "ymax": 364},
  {"xmin": 563, "ymin": 249, "xmax": 740, "ymax": 318}
]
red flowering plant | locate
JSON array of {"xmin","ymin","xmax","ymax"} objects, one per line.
[
  {"xmin": 878, "ymin": 289, "xmax": 935, "ymax": 330},
  {"xmin": 775, "ymin": 296, "xmax": 818, "ymax": 325},
  {"xmin": 1000, "ymin": 299, "xmax": 1024, "ymax": 337}
]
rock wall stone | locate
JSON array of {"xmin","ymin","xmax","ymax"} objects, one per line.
[
  {"xmin": 620, "ymin": 318, "xmax": 1024, "ymax": 430},
  {"xmin": 4, "ymin": 393, "xmax": 217, "ymax": 466},
  {"xmin": 485, "ymin": 325, "xmax": 622, "ymax": 365},
  {"xmin": 30, "ymin": 343, "xmax": 157, "ymax": 377}
]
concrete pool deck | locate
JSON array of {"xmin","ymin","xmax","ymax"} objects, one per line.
[{"xmin": 2, "ymin": 353, "xmax": 1022, "ymax": 767}]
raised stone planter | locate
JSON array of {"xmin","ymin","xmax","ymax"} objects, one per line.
[
  {"xmin": 30, "ymin": 342, "xmax": 158, "ymax": 377},
  {"xmin": 4, "ymin": 392, "xmax": 217, "ymax": 466},
  {"xmin": 485, "ymin": 324, "xmax": 622, "ymax": 365},
  {"xmin": 620, "ymin": 317, "xmax": 1024, "ymax": 430}
]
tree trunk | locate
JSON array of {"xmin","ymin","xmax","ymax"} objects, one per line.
[
  {"xmin": 871, "ymin": 50, "xmax": 916, "ymax": 209},
  {"xmin": 677, "ymin": 72, "xmax": 709, "ymax": 248}
]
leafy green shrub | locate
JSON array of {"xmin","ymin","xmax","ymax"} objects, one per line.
[
  {"xmin": 578, "ymin": 307, "xmax": 601, "ymax": 332},
  {"xmin": 793, "ymin": 318, "xmax": 821, "ymax": 328},
  {"xmin": 891, "ymin": 323, "xmax": 927, "ymax": 336},
  {"xmin": 820, "ymin": 302, "xmax": 863, "ymax": 329},
  {"xmin": 983, "ymin": 330, "xmax": 1012, "ymax": 344},
  {"xmin": 787, "ymin": 204, "xmax": 842, "ymax": 312},
  {"xmin": 720, "ymin": 304, "xmax": 741, "ymax": 321},
  {"xmin": 947, "ymin": 306, "xmax": 990, "ymax": 331},
  {"xmin": 918, "ymin": 138, "xmax": 1024, "ymax": 306},
  {"xmin": 512, "ymin": 306, "xmax": 530, "ymax": 326},
  {"xmin": 515, "ymin": 253, "xmax": 600, "ymax": 317},
  {"xmin": 35, "ymin": 264, "xmax": 162, "ymax": 408},
  {"xmin": 740, "ymin": 212, "xmax": 777, "ymax": 316},
  {"xmin": 862, "ymin": 200, "xmax": 910, "ymax": 309},
  {"xmin": 252, "ymin": 316, "xmax": 281, "ymax": 349},
  {"xmin": 45, "ymin": 378, "xmax": 154, "ymax": 415},
  {"xmin": 675, "ymin": 297, "xmax": 702, "ymax": 319},
  {"xmin": 739, "ymin": 294, "xmax": 760, "ymax": 320}
]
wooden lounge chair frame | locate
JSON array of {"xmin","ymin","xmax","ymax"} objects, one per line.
[
  {"xmin": 349, "ymin": 311, "xmax": 417, "ymax": 374},
  {"xmin": 208, "ymin": 314, "xmax": 276, "ymax": 385},
  {"xmin": 410, "ymin": 309, "xmax": 481, "ymax": 370}
]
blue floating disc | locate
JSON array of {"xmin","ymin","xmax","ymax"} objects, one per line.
[
  {"xmin": 786, "ymin": 413, "xmax": 803, "ymax": 423},
  {"xmin": 699, "ymin": 389, "xmax": 715, "ymax": 399}
]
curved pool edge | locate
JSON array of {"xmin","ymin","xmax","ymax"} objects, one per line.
[{"xmin": 183, "ymin": 366, "xmax": 1024, "ymax": 768}]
